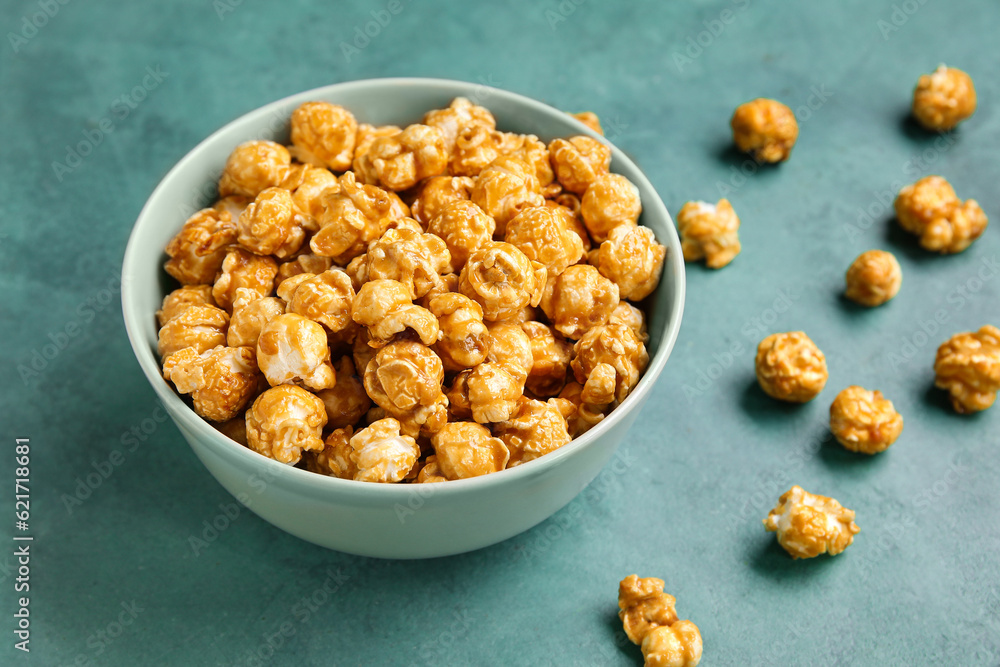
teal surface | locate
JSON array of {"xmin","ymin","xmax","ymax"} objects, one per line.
[{"xmin": 1, "ymin": 0, "xmax": 998, "ymax": 664}]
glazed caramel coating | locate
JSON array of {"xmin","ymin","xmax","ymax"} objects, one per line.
[
  {"xmin": 558, "ymin": 381, "xmax": 607, "ymax": 437},
  {"xmin": 763, "ymin": 485, "xmax": 860, "ymax": 559},
  {"xmin": 912, "ymin": 65, "xmax": 977, "ymax": 131},
  {"xmin": 353, "ymin": 123, "xmax": 448, "ymax": 191},
  {"xmin": 494, "ymin": 397, "xmax": 572, "ymax": 466},
  {"xmin": 598, "ymin": 223, "xmax": 665, "ymax": 301},
  {"xmin": 676, "ymin": 199, "xmax": 741, "ymax": 269},
  {"xmin": 572, "ymin": 323, "xmax": 649, "ymax": 403},
  {"xmin": 580, "ymin": 173, "xmax": 641, "ymax": 243},
  {"xmin": 844, "ymin": 250, "xmax": 902, "ymax": 307},
  {"xmin": 354, "ymin": 123, "xmax": 401, "ymax": 161},
  {"xmin": 471, "ymin": 155, "xmax": 545, "ymax": 234},
  {"xmin": 287, "ymin": 165, "xmax": 339, "ymax": 222},
  {"xmin": 618, "ymin": 575, "xmax": 679, "ymax": 645},
  {"xmin": 256, "ymin": 313, "xmax": 336, "ymax": 391},
  {"xmin": 157, "ymin": 285, "xmax": 215, "ymax": 327},
  {"xmin": 411, "ymin": 175, "xmax": 475, "ymax": 225},
  {"xmin": 351, "ymin": 279, "xmax": 440, "ymax": 347},
  {"xmin": 315, "ymin": 357, "xmax": 371, "ymax": 430},
  {"xmin": 934, "ymin": 325, "xmax": 1000, "ymax": 414},
  {"xmin": 164, "ymin": 207, "xmax": 237, "ymax": 285},
  {"xmin": 276, "ymin": 253, "xmax": 334, "ymax": 285},
  {"xmin": 212, "ymin": 247, "xmax": 278, "ymax": 312},
  {"xmin": 755, "ymin": 332, "xmax": 828, "ymax": 403},
  {"xmin": 547, "ymin": 197, "xmax": 592, "ymax": 251},
  {"xmin": 450, "ymin": 125, "xmax": 502, "ymax": 177},
  {"xmin": 365, "ymin": 222, "xmax": 452, "ymax": 299},
  {"xmin": 162, "ymin": 345, "xmax": 259, "ymax": 422},
  {"xmin": 277, "ymin": 269, "xmax": 355, "ymax": 333},
  {"xmin": 730, "ymin": 98, "xmax": 798, "ymax": 163},
  {"xmin": 641, "ymin": 621, "xmax": 703, "ymax": 667},
  {"xmin": 236, "ymin": 187, "xmax": 309, "ymax": 258},
  {"xmin": 212, "ymin": 195, "xmax": 251, "ymax": 225},
  {"xmin": 363, "ymin": 340, "xmax": 448, "ymax": 437},
  {"xmin": 245, "ymin": 385, "xmax": 327, "ymax": 465},
  {"xmin": 431, "ymin": 422, "xmax": 509, "ymax": 479},
  {"xmin": 496, "ymin": 132, "xmax": 554, "ymax": 188},
  {"xmin": 541, "ymin": 265, "xmax": 619, "ymax": 340},
  {"xmin": 352, "ymin": 328, "xmax": 378, "ymax": 377},
  {"xmin": 609, "ymin": 301, "xmax": 649, "ymax": 343},
  {"xmin": 218, "ymin": 140, "xmax": 291, "ymax": 199},
  {"xmin": 310, "ymin": 171, "xmax": 394, "ymax": 264},
  {"xmin": 486, "ymin": 321, "xmax": 533, "ymax": 382},
  {"xmin": 306, "ymin": 426, "xmax": 356, "ymax": 479},
  {"xmin": 348, "ymin": 418, "xmax": 421, "ymax": 483},
  {"xmin": 459, "ymin": 362, "xmax": 524, "ymax": 424},
  {"xmin": 227, "ymin": 288, "xmax": 285, "ymax": 348},
  {"xmin": 522, "ymin": 321, "xmax": 573, "ymax": 398},
  {"xmin": 289, "ymin": 101, "xmax": 358, "ymax": 171},
  {"xmin": 894, "ymin": 176, "xmax": 987, "ymax": 254},
  {"xmin": 581, "ymin": 362, "xmax": 617, "ymax": 405},
  {"xmin": 415, "ymin": 455, "xmax": 448, "ymax": 483},
  {"xmin": 157, "ymin": 304, "xmax": 229, "ymax": 358},
  {"xmin": 829, "ymin": 386, "xmax": 904, "ymax": 454},
  {"xmin": 426, "ymin": 200, "xmax": 495, "ymax": 271},
  {"xmin": 549, "ymin": 136, "xmax": 611, "ymax": 195},
  {"xmin": 422, "ymin": 97, "xmax": 497, "ymax": 157},
  {"xmin": 428, "ymin": 293, "xmax": 490, "ymax": 371},
  {"xmin": 213, "ymin": 414, "xmax": 248, "ymax": 446},
  {"xmin": 505, "ymin": 205, "xmax": 585, "ymax": 275},
  {"xmin": 569, "ymin": 111, "xmax": 603, "ymax": 135},
  {"xmin": 459, "ymin": 241, "xmax": 546, "ymax": 322}
]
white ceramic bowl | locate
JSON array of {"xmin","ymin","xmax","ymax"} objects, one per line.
[{"xmin": 122, "ymin": 78, "xmax": 685, "ymax": 559}]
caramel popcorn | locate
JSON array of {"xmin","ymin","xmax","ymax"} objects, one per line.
[
  {"xmin": 354, "ymin": 123, "xmax": 401, "ymax": 161},
  {"xmin": 569, "ymin": 111, "xmax": 603, "ymax": 135},
  {"xmin": 934, "ymin": 325, "xmax": 1000, "ymax": 414},
  {"xmin": 227, "ymin": 288, "xmax": 285, "ymax": 348},
  {"xmin": 157, "ymin": 304, "xmax": 229, "ymax": 358},
  {"xmin": 422, "ymin": 97, "xmax": 496, "ymax": 157},
  {"xmin": 641, "ymin": 621, "xmax": 703, "ymax": 667},
  {"xmin": 763, "ymin": 485, "xmax": 860, "ymax": 559},
  {"xmin": 363, "ymin": 340, "xmax": 448, "ymax": 436},
  {"xmin": 541, "ymin": 265, "xmax": 620, "ymax": 339},
  {"xmin": 844, "ymin": 250, "xmax": 902, "ymax": 307},
  {"xmin": 471, "ymin": 155, "xmax": 545, "ymax": 233},
  {"xmin": 522, "ymin": 321, "xmax": 573, "ymax": 397},
  {"xmin": 164, "ymin": 207, "xmax": 237, "ymax": 285},
  {"xmin": 415, "ymin": 455, "xmax": 447, "ymax": 483},
  {"xmin": 428, "ymin": 292, "xmax": 490, "ymax": 371},
  {"xmin": 580, "ymin": 173, "xmax": 641, "ymax": 244},
  {"xmin": 452, "ymin": 363, "xmax": 523, "ymax": 424},
  {"xmin": 245, "ymin": 385, "xmax": 327, "ymax": 464},
  {"xmin": 486, "ymin": 321, "xmax": 533, "ymax": 380},
  {"xmin": 236, "ymin": 187, "xmax": 310, "ymax": 258},
  {"xmin": 505, "ymin": 205, "xmax": 585, "ymax": 275},
  {"xmin": 219, "ymin": 140, "xmax": 291, "ymax": 198},
  {"xmin": 256, "ymin": 313, "xmax": 336, "ymax": 390},
  {"xmin": 459, "ymin": 241, "xmax": 546, "ymax": 322},
  {"xmin": 450, "ymin": 125, "xmax": 502, "ymax": 177},
  {"xmin": 351, "ymin": 279, "xmax": 440, "ymax": 347},
  {"xmin": 315, "ymin": 356, "xmax": 371, "ymax": 429},
  {"xmin": 829, "ymin": 386, "xmax": 904, "ymax": 454},
  {"xmin": 157, "ymin": 285, "xmax": 215, "ymax": 327},
  {"xmin": 348, "ymin": 418, "xmax": 421, "ymax": 483},
  {"xmin": 212, "ymin": 247, "xmax": 278, "ymax": 312},
  {"xmin": 411, "ymin": 175, "xmax": 475, "ymax": 225},
  {"xmin": 494, "ymin": 398, "xmax": 572, "ymax": 466},
  {"xmin": 353, "ymin": 124, "xmax": 448, "ymax": 191},
  {"xmin": 755, "ymin": 332, "xmax": 828, "ymax": 403},
  {"xmin": 912, "ymin": 65, "xmax": 977, "ymax": 131},
  {"xmin": 496, "ymin": 132, "xmax": 554, "ymax": 188},
  {"xmin": 618, "ymin": 575, "xmax": 679, "ymax": 645},
  {"xmin": 431, "ymin": 422, "xmax": 509, "ymax": 479},
  {"xmin": 676, "ymin": 199, "xmax": 741, "ymax": 269},
  {"xmin": 571, "ymin": 323, "xmax": 649, "ymax": 403},
  {"xmin": 730, "ymin": 98, "xmax": 798, "ymax": 163},
  {"xmin": 557, "ymin": 381, "xmax": 606, "ymax": 437},
  {"xmin": 212, "ymin": 195, "xmax": 251, "ymax": 224},
  {"xmin": 162, "ymin": 345, "xmax": 259, "ymax": 422},
  {"xmin": 894, "ymin": 175, "xmax": 988, "ymax": 254},
  {"xmin": 549, "ymin": 136, "xmax": 611, "ymax": 195},
  {"xmin": 310, "ymin": 171, "xmax": 394, "ymax": 264},
  {"xmin": 363, "ymin": 222, "xmax": 452, "ymax": 298},
  {"xmin": 597, "ymin": 223, "xmax": 665, "ymax": 301},
  {"xmin": 609, "ymin": 301, "xmax": 649, "ymax": 343},
  {"xmin": 213, "ymin": 414, "xmax": 248, "ymax": 446},
  {"xmin": 277, "ymin": 269, "xmax": 355, "ymax": 333},
  {"xmin": 426, "ymin": 200, "xmax": 495, "ymax": 271},
  {"xmin": 289, "ymin": 101, "xmax": 358, "ymax": 171},
  {"xmin": 306, "ymin": 426, "xmax": 356, "ymax": 479},
  {"xmin": 286, "ymin": 165, "xmax": 338, "ymax": 222},
  {"xmin": 276, "ymin": 253, "xmax": 334, "ymax": 285}
]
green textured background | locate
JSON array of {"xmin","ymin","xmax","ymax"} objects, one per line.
[{"xmin": 1, "ymin": 0, "xmax": 998, "ymax": 664}]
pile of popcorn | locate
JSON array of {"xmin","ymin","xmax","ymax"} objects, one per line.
[{"xmin": 157, "ymin": 98, "xmax": 666, "ymax": 484}]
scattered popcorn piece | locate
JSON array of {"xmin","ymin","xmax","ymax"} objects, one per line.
[
  {"xmin": 277, "ymin": 269, "xmax": 355, "ymax": 332},
  {"xmin": 676, "ymin": 199, "xmax": 741, "ymax": 269},
  {"xmin": 245, "ymin": 384, "xmax": 327, "ymax": 464},
  {"xmin": 157, "ymin": 304, "xmax": 229, "ymax": 358},
  {"xmin": 164, "ymin": 207, "xmax": 237, "ymax": 285},
  {"xmin": 730, "ymin": 98, "xmax": 798, "ymax": 163},
  {"xmin": 227, "ymin": 288, "xmax": 285, "ymax": 348},
  {"xmin": 580, "ymin": 173, "xmax": 641, "ymax": 243},
  {"xmin": 569, "ymin": 111, "xmax": 603, "ymax": 135},
  {"xmin": 912, "ymin": 65, "xmax": 977, "ymax": 131},
  {"xmin": 289, "ymin": 101, "xmax": 358, "ymax": 171},
  {"xmin": 315, "ymin": 357, "xmax": 371, "ymax": 430},
  {"xmin": 934, "ymin": 325, "xmax": 1000, "ymax": 414},
  {"xmin": 894, "ymin": 175, "xmax": 987, "ymax": 254},
  {"xmin": 431, "ymin": 422, "xmax": 509, "ymax": 479},
  {"xmin": 212, "ymin": 247, "xmax": 278, "ymax": 312},
  {"xmin": 844, "ymin": 250, "xmax": 902, "ymax": 307},
  {"xmin": 157, "ymin": 285, "xmax": 215, "ymax": 327},
  {"xmin": 236, "ymin": 187, "xmax": 310, "ymax": 259},
  {"xmin": 541, "ymin": 265, "xmax": 619, "ymax": 340},
  {"xmin": 163, "ymin": 345, "xmax": 259, "ymax": 422},
  {"xmin": 310, "ymin": 171, "xmax": 394, "ymax": 264},
  {"xmin": 549, "ymin": 136, "xmax": 611, "ymax": 195},
  {"xmin": 306, "ymin": 426, "xmax": 356, "ymax": 479},
  {"xmin": 641, "ymin": 621, "xmax": 703, "ymax": 667},
  {"xmin": 755, "ymin": 331, "xmax": 828, "ymax": 403},
  {"xmin": 763, "ymin": 485, "xmax": 860, "ymax": 559},
  {"xmin": 829, "ymin": 386, "xmax": 903, "ymax": 454},
  {"xmin": 494, "ymin": 397, "xmax": 572, "ymax": 466},
  {"xmin": 618, "ymin": 575, "xmax": 679, "ymax": 645},
  {"xmin": 351, "ymin": 279, "xmax": 440, "ymax": 347},
  {"xmin": 348, "ymin": 418, "xmax": 421, "ymax": 483},
  {"xmin": 471, "ymin": 155, "xmax": 545, "ymax": 234},
  {"xmin": 353, "ymin": 124, "xmax": 448, "ymax": 191},
  {"xmin": 363, "ymin": 340, "xmax": 448, "ymax": 436},
  {"xmin": 219, "ymin": 140, "xmax": 291, "ymax": 199},
  {"xmin": 505, "ymin": 205, "xmax": 585, "ymax": 275},
  {"xmin": 256, "ymin": 313, "xmax": 336, "ymax": 391},
  {"xmin": 428, "ymin": 293, "xmax": 490, "ymax": 371},
  {"xmin": 597, "ymin": 223, "xmax": 665, "ymax": 300},
  {"xmin": 459, "ymin": 241, "xmax": 546, "ymax": 322}
]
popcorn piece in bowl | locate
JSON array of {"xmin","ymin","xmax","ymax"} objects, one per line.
[
  {"xmin": 730, "ymin": 98, "xmax": 798, "ymax": 163},
  {"xmin": 284, "ymin": 165, "xmax": 339, "ymax": 223},
  {"xmin": 572, "ymin": 323, "xmax": 649, "ymax": 403},
  {"xmin": 157, "ymin": 304, "xmax": 229, "ymax": 358},
  {"xmin": 245, "ymin": 384, "xmax": 327, "ymax": 465},
  {"xmin": 422, "ymin": 96, "xmax": 496, "ymax": 157},
  {"xmin": 227, "ymin": 288, "xmax": 285, "ymax": 348},
  {"xmin": 450, "ymin": 125, "xmax": 502, "ymax": 177},
  {"xmin": 844, "ymin": 250, "xmax": 902, "ymax": 307},
  {"xmin": 676, "ymin": 199, "xmax": 740, "ymax": 269},
  {"xmin": 351, "ymin": 279, "xmax": 440, "ymax": 347},
  {"xmin": 641, "ymin": 622, "xmax": 703, "ymax": 667},
  {"xmin": 289, "ymin": 101, "xmax": 358, "ymax": 171},
  {"xmin": 569, "ymin": 111, "xmax": 603, "ymax": 135},
  {"xmin": 541, "ymin": 265, "xmax": 619, "ymax": 340},
  {"xmin": 549, "ymin": 135, "xmax": 611, "ymax": 195},
  {"xmin": 310, "ymin": 171, "xmax": 394, "ymax": 264},
  {"xmin": 353, "ymin": 124, "xmax": 448, "ymax": 191},
  {"xmin": 505, "ymin": 205, "xmax": 585, "ymax": 276},
  {"xmin": 494, "ymin": 397, "xmax": 572, "ymax": 466},
  {"xmin": 236, "ymin": 187, "xmax": 310, "ymax": 259},
  {"xmin": 558, "ymin": 381, "xmax": 607, "ymax": 437},
  {"xmin": 354, "ymin": 123, "xmax": 401, "ymax": 161},
  {"xmin": 348, "ymin": 418, "xmax": 421, "ymax": 483},
  {"xmin": 164, "ymin": 207, "xmax": 237, "ymax": 285},
  {"xmin": 495, "ymin": 132, "xmax": 554, "ymax": 188},
  {"xmin": 431, "ymin": 422, "xmax": 509, "ymax": 480},
  {"xmin": 315, "ymin": 357, "xmax": 371, "ymax": 430},
  {"xmin": 256, "ymin": 313, "xmax": 337, "ymax": 391},
  {"xmin": 306, "ymin": 426, "xmax": 356, "ymax": 479},
  {"xmin": 415, "ymin": 455, "xmax": 448, "ymax": 484},
  {"xmin": 277, "ymin": 269, "xmax": 355, "ymax": 333},
  {"xmin": 218, "ymin": 140, "xmax": 291, "ymax": 199},
  {"xmin": 763, "ymin": 485, "xmax": 859, "ymax": 559},
  {"xmin": 411, "ymin": 175, "xmax": 475, "ymax": 225},
  {"xmin": 428, "ymin": 293, "xmax": 490, "ymax": 372},
  {"xmin": 212, "ymin": 247, "xmax": 279, "ymax": 313},
  {"xmin": 162, "ymin": 345, "xmax": 259, "ymax": 422},
  {"xmin": 580, "ymin": 173, "xmax": 641, "ymax": 244},
  {"xmin": 459, "ymin": 241, "xmax": 546, "ymax": 322},
  {"xmin": 934, "ymin": 325, "xmax": 1000, "ymax": 413},
  {"xmin": 894, "ymin": 175, "xmax": 987, "ymax": 254},
  {"xmin": 522, "ymin": 321, "xmax": 573, "ymax": 398},
  {"xmin": 609, "ymin": 300, "xmax": 648, "ymax": 343},
  {"xmin": 471, "ymin": 155, "xmax": 545, "ymax": 233},
  {"xmin": 276, "ymin": 253, "xmax": 334, "ymax": 285},
  {"xmin": 363, "ymin": 340, "xmax": 448, "ymax": 437},
  {"xmin": 597, "ymin": 223, "xmax": 666, "ymax": 301},
  {"xmin": 829, "ymin": 386, "xmax": 904, "ymax": 454},
  {"xmin": 156, "ymin": 285, "xmax": 215, "ymax": 327},
  {"xmin": 617, "ymin": 575, "xmax": 678, "ymax": 645},
  {"xmin": 426, "ymin": 200, "xmax": 495, "ymax": 272},
  {"xmin": 363, "ymin": 222, "xmax": 452, "ymax": 299},
  {"xmin": 912, "ymin": 65, "xmax": 977, "ymax": 131},
  {"xmin": 755, "ymin": 331, "xmax": 828, "ymax": 403}
]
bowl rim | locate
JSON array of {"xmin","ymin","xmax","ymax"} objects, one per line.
[{"xmin": 121, "ymin": 76, "xmax": 686, "ymax": 499}]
